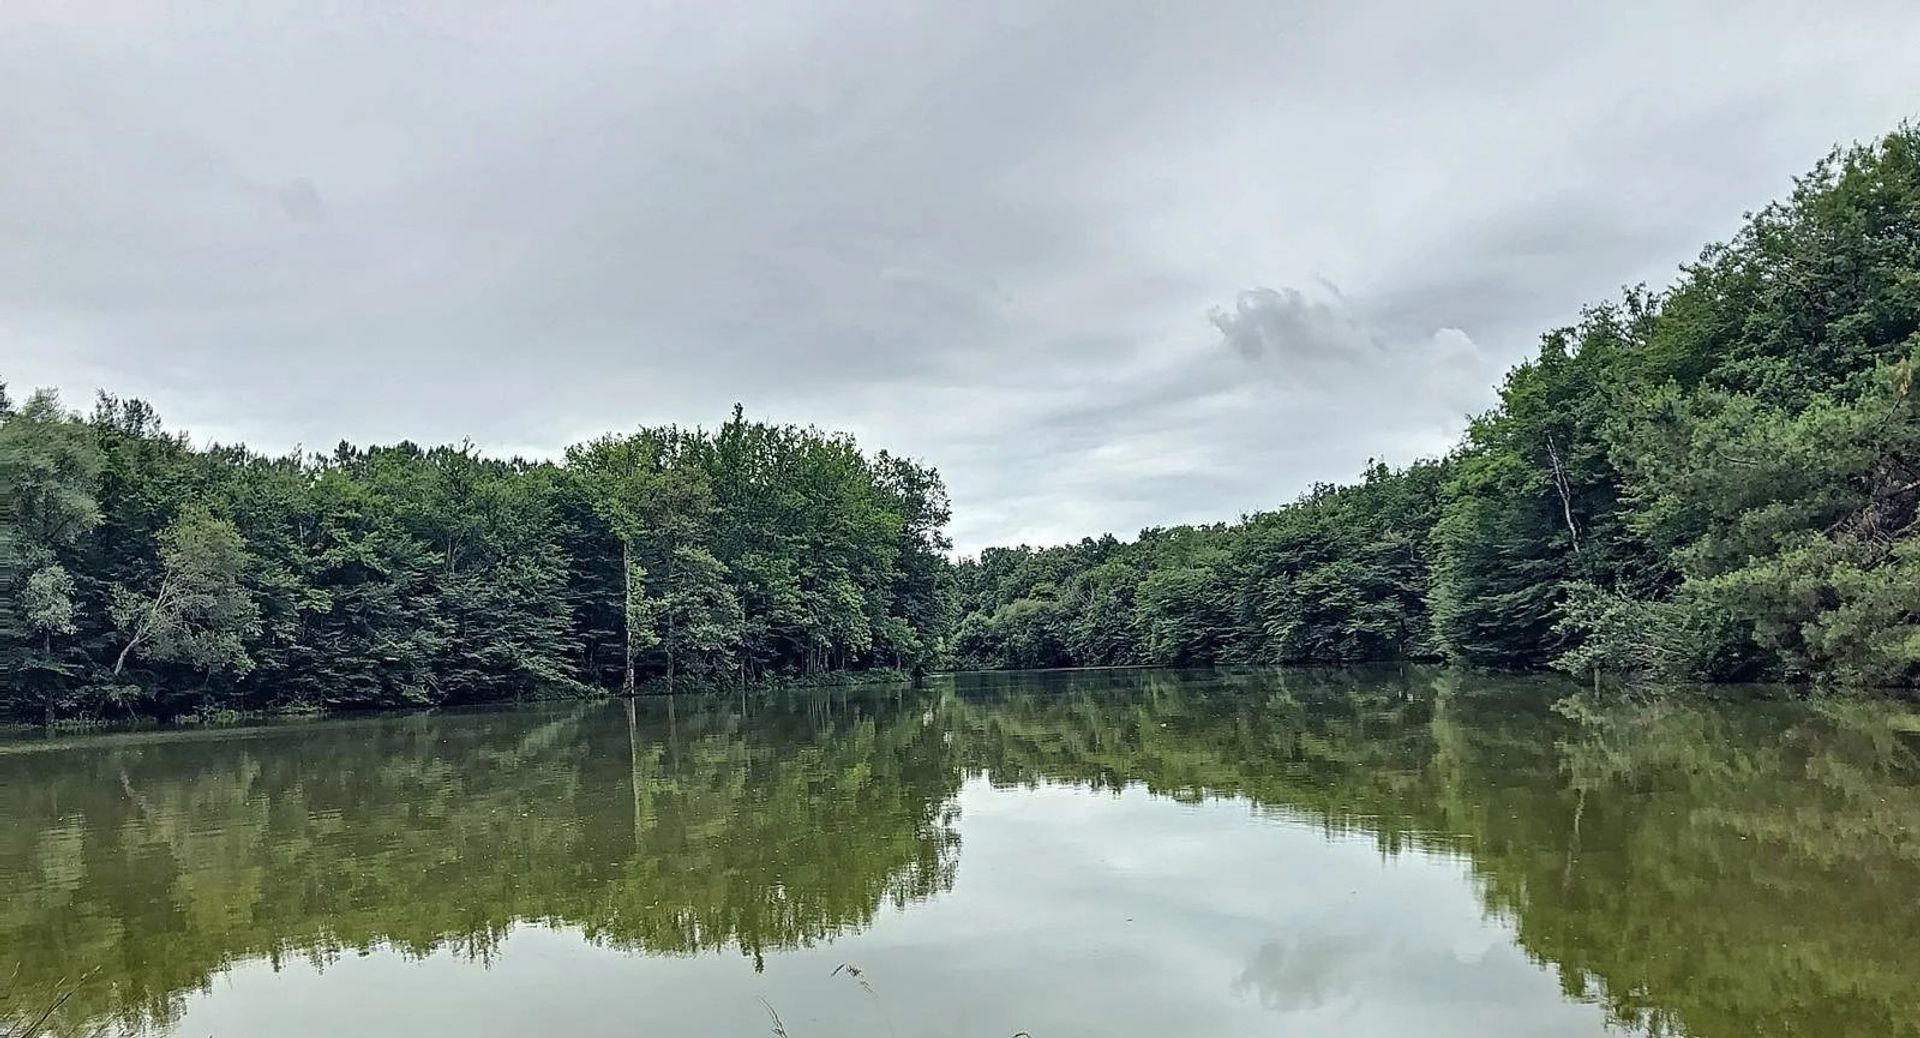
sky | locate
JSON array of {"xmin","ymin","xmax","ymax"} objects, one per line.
[{"xmin": 4, "ymin": 2, "xmax": 1918, "ymax": 554}]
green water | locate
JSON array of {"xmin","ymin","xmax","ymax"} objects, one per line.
[{"xmin": 2, "ymin": 667, "xmax": 1918, "ymax": 1037}]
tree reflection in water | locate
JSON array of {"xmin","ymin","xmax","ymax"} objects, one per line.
[{"xmin": 2, "ymin": 667, "xmax": 1916, "ymax": 1037}]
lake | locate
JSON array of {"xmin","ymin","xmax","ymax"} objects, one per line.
[{"xmin": 3, "ymin": 666, "xmax": 1918, "ymax": 1037}]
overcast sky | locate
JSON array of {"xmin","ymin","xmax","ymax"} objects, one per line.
[{"xmin": 4, "ymin": 2, "xmax": 1917, "ymax": 553}]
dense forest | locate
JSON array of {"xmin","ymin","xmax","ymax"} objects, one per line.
[
  {"xmin": 5, "ymin": 125, "xmax": 1920, "ymax": 720},
  {"xmin": 0, "ymin": 398, "xmax": 951, "ymax": 721},
  {"xmin": 954, "ymin": 126, "xmax": 1920, "ymax": 688}
]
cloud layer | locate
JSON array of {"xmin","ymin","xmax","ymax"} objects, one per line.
[{"xmin": 4, "ymin": 1, "xmax": 1917, "ymax": 552}]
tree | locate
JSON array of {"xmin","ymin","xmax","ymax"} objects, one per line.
[
  {"xmin": 20, "ymin": 562, "xmax": 81, "ymax": 716},
  {"xmin": 567, "ymin": 434, "xmax": 660, "ymax": 694},
  {"xmin": 633, "ymin": 464, "xmax": 722, "ymax": 692},
  {"xmin": 22, "ymin": 564, "xmax": 78, "ymax": 645},
  {"xmin": 1136, "ymin": 564, "xmax": 1233, "ymax": 665},
  {"xmin": 1546, "ymin": 129, "xmax": 1920, "ymax": 686},
  {"xmin": 0, "ymin": 389, "xmax": 103, "ymax": 553},
  {"xmin": 656, "ymin": 545, "xmax": 744, "ymax": 689},
  {"xmin": 110, "ymin": 506, "xmax": 260, "ymax": 680},
  {"xmin": 0, "ymin": 390, "xmax": 103, "ymax": 716}
]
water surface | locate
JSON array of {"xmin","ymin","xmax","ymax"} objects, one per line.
[{"xmin": 3, "ymin": 667, "xmax": 1918, "ymax": 1037}]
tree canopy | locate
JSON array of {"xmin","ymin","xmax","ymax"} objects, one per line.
[{"xmin": 0, "ymin": 401, "xmax": 950, "ymax": 721}]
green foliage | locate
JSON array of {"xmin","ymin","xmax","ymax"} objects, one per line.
[
  {"xmin": 1426, "ymin": 298, "xmax": 1664, "ymax": 669},
  {"xmin": 0, "ymin": 399, "xmax": 950, "ymax": 721},
  {"xmin": 656, "ymin": 544, "xmax": 745, "ymax": 685},
  {"xmin": 1551, "ymin": 581, "xmax": 1758, "ymax": 683},
  {"xmin": 1136, "ymin": 565, "xmax": 1233, "ymax": 664},
  {"xmin": 108, "ymin": 505, "xmax": 261, "ymax": 683},
  {"xmin": 0, "ymin": 389, "xmax": 103, "ymax": 552},
  {"xmin": 21, "ymin": 564, "xmax": 79, "ymax": 638},
  {"xmin": 1496, "ymin": 129, "xmax": 1920, "ymax": 683},
  {"xmin": 0, "ymin": 390, "xmax": 105, "ymax": 717},
  {"xmin": 951, "ymin": 465, "xmax": 1449, "ymax": 670}
]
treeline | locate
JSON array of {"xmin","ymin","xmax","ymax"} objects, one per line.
[
  {"xmin": 953, "ymin": 462, "xmax": 1445, "ymax": 669},
  {"xmin": 0, "ymin": 397, "xmax": 950, "ymax": 721},
  {"xmin": 955, "ymin": 125, "xmax": 1920, "ymax": 686}
]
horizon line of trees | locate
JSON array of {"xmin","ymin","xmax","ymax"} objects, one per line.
[
  {"xmin": 0, "ymin": 396, "xmax": 952, "ymax": 722},
  {"xmin": 953, "ymin": 124, "xmax": 1920, "ymax": 689}
]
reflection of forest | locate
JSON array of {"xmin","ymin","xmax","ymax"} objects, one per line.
[
  {"xmin": 944, "ymin": 668, "xmax": 1920, "ymax": 1038},
  {"xmin": 0, "ymin": 694, "xmax": 964, "ymax": 1034},
  {"xmin": 4, "ymin": 668, "xmax": 1919, "ymax": 1037}
]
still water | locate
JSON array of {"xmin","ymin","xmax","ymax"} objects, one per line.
[{"xmin": 3, "ymin": 667, "xmax": 1918, "ymax": 1037}]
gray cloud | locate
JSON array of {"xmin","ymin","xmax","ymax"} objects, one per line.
[
  {"xmin": 1214, "ymin": 284, "xmax": 1501, "ymax": 416},
  {"xmin": 275, "ymin": 179, "xmax": 325, "ymax": 225},
  {"xmin": 1212, "ymin": 286, "xmax": 1365, "ymax": 364},
  {"xmin": 3, "ymin": 0, "xmax": 1917, "ymax": 553}
]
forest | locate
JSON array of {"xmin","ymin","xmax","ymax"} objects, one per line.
[
  {"xmin": 3, "ymin": 125, "xmax": 1919, "ymax": 720},
  {"xmin": 0, "ymin": 399, "xmax": 951, "ymax": 721},
  {"xmin": 954, "ymin": 126, "xmax": 1920, "ymax": 687}
]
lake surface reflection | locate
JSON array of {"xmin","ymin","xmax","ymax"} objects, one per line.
[{"xmin": 3, "ymin": 667, "xmax": 1917, "ymax": 1037}]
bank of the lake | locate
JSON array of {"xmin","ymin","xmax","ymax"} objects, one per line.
[{"xmin": 0, "ymin": 665, "xmax": 924, "ymax": 738}]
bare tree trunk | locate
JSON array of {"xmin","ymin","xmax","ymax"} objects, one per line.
[
  {"xmin": 113, "ymin": 632, "xmax": 142, "ymax": 676},
  {"xmin": 621, "ymin": 537, "xmax": 635, "ymax": 696},
  {"xmin": 1544, "ymin": 435, "xmax": 1583, "ymax": 559},
  {"xmin": 665, "ymin": 609, "xmax": 676, "ymax": 697},
  {"xmin": 664, "ymin": 549, "xmax": 677, "ymax": 696},
  {"xmin": 115, "ymin": 578, "xmax": 177, "ymax": 677}
]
